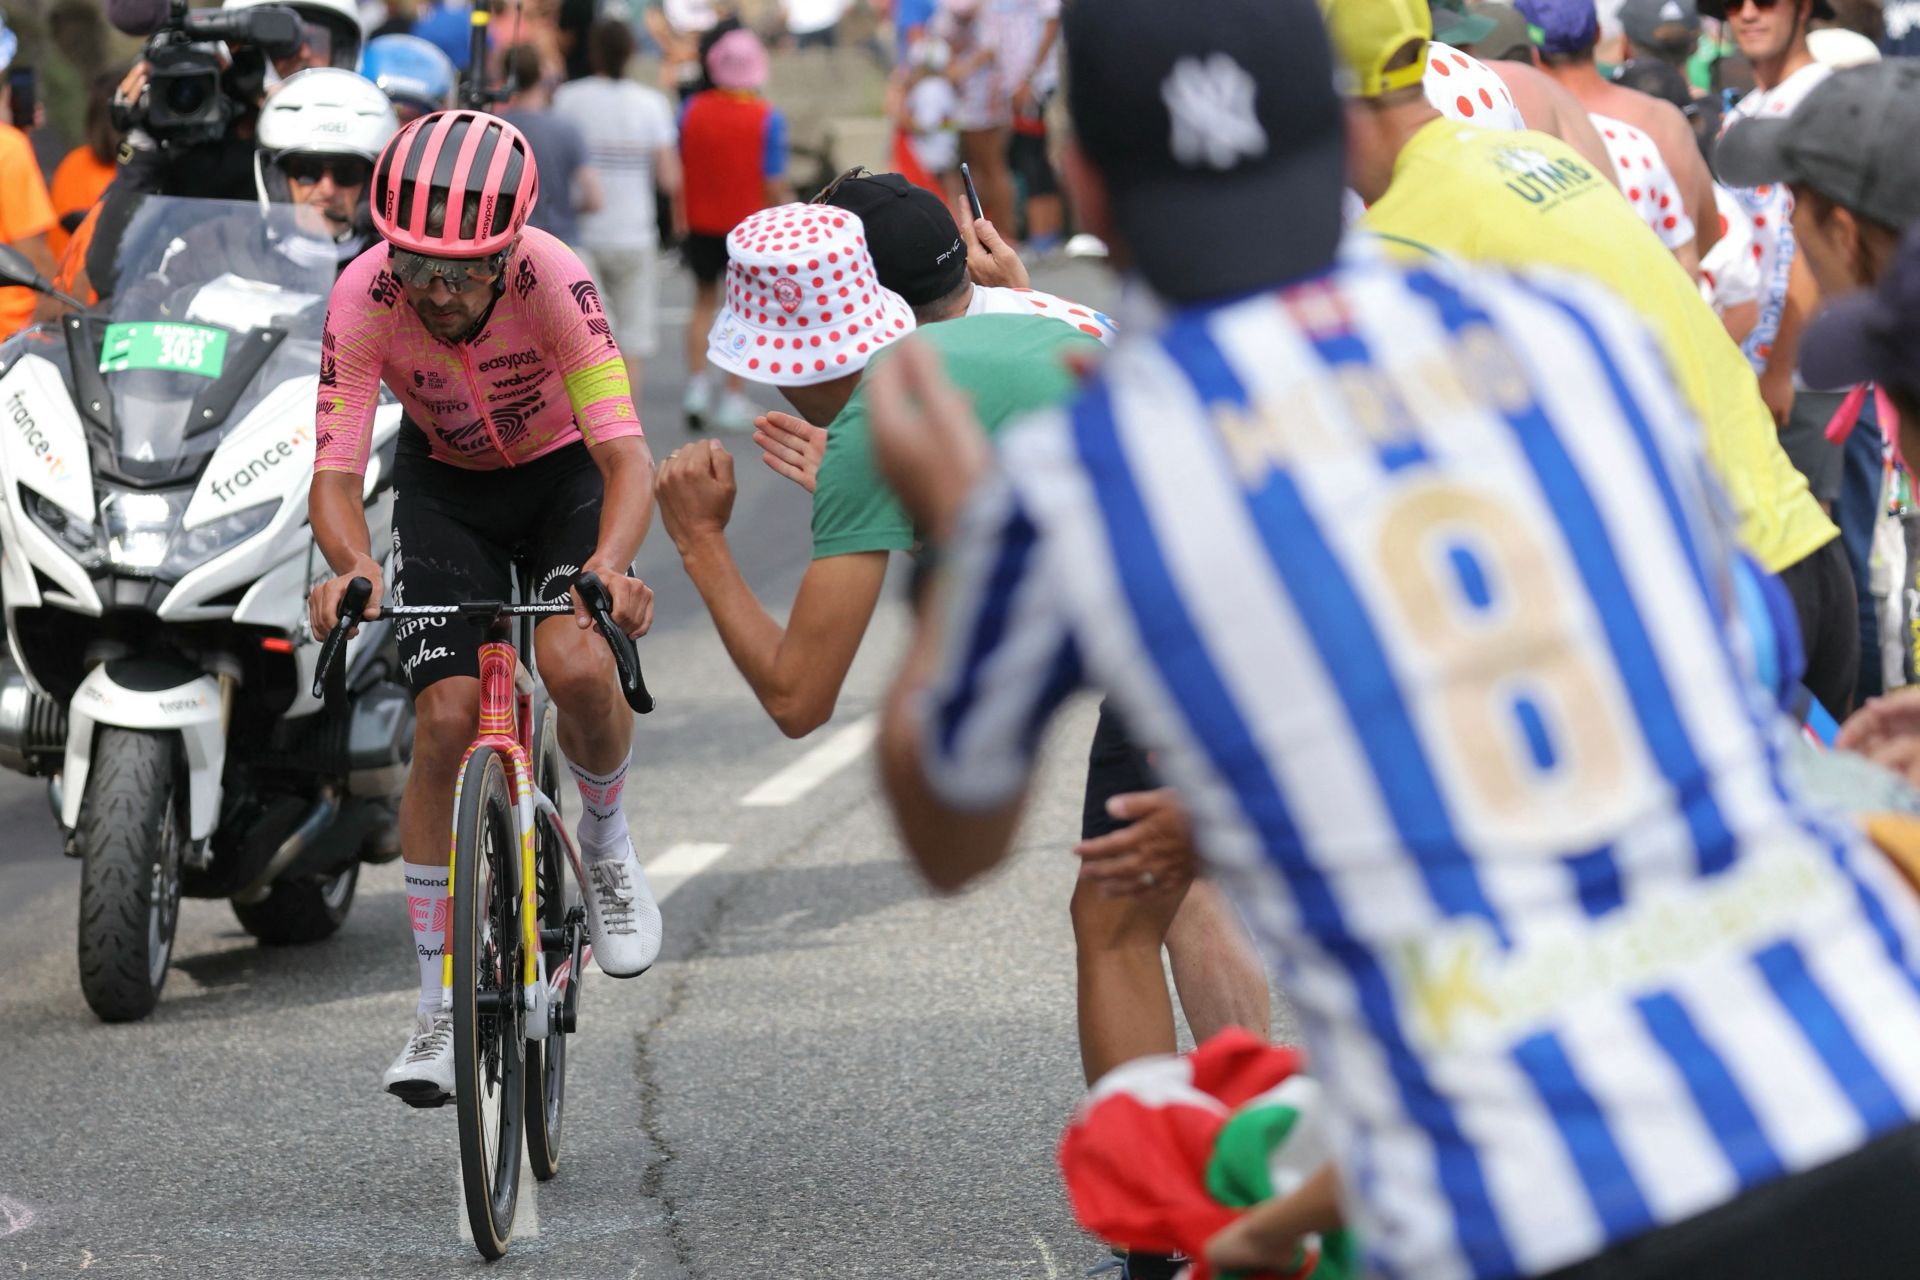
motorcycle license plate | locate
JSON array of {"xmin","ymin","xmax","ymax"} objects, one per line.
[{"xmin": 99, "ymin": 322, "xmax": 229, "ymax": 379}]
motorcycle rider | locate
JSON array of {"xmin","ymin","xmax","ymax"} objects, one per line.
[
  {"xmin": 359, "ymin": 33, "xmax": 457, "ymax": 124},
  {"xmin": 111, "ymin": 68, "xmax": 398, "ymax": 316}
]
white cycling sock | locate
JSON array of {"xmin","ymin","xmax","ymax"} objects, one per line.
[
  {"xmin": 404, "ymin": 862, "xmax": 451, "ymax": 1019},
  {"xmin": 568, "ymin": 754, "xmax": 631, "ymax": 863}
]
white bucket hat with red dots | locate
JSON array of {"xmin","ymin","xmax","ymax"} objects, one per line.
[
  {"xmin": 1422, "ymin": 42, "xmax": 1525, "ymax": 131},
  {"xmin": 707, "ymin": 204, "xmax": 917, "ymax": 388}
]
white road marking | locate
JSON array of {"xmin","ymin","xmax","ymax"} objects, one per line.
[
  {"xmin": 1033, "ymin": 1233, "xmax": 1061, "ymax": 1279},
  {"xmin": 455, "ymin": 1149, "xmax": 539, "ymax": 1243},
  {"xmin": 738, "ymin": 716, "xmax": 877, "ymax": 807},
  {"xmin": 648, "ymin": 841, "xmax": 733, "ymax": 902},
  {"xmin": 0, "ymin": 1197, "xmax": 34, "ymax": 1237}
]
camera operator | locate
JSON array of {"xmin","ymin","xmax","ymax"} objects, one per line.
[
  {"xmin": 109, "ymin": 0, "xmax": 367, "ymax": 201},
  {"xmin": 39, "ymin": 0, "xmax": 372, "ymax": 314}
]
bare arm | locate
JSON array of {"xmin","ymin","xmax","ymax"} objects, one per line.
[
  {"xmin": 578, "ymin": 434, "xmax": 657, "ymax": 631},
  {"xmin": 1648, "ymin": 103, "xmax": 1719, "ymax": 258},
  {"xmin": 655, "ymin": 440, "xmax": 889, "ymax": 736},
  {"xmin": 307, "ymin": 469, "xmax": 383, "ymax": 640},
  {"xmin": 1761, "ymin": 251, "xmax": 1820, "ymax": 427},
  {"xmin": 877, "ymin": 609, "xmax": 1028, "ymax": 891}
]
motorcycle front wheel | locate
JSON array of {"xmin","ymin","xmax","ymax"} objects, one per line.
[{"xmin": 75, "ymin": 728, "xmax": 186, "ymax": 1023}]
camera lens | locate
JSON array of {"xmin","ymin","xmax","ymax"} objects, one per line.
[{"xmin": 163, "ymin": 71, "xmax": 212, "ymax": 116}]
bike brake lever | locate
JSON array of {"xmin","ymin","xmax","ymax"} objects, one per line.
[
  {"xmin": 311, "ymin": 576, "xmax": 373, "ymax": 702},
  {"xmin": 573, "ymin": 571, "xmax": 655, "ymax": 715}
]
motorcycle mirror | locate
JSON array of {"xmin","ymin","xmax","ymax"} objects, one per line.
[{"xmin": 0, "ymin": 244, "xmax": 48, "ymax": 292}]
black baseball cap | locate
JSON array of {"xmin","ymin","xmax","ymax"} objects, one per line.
[
  {"xmin": 1063, "ymin": 0, "xmax": 1344, "ymax": 302},
  {"xmin": 822, "ymin": 172, "xmax": 967, "ymax": 307},
  {"xmin": 1802, "ymin": 223, "xmax": 1920, "ymax": 393},
  {"xmin": 1715, "ymin": 60, "xmax": 1920, "ymax": 231}
]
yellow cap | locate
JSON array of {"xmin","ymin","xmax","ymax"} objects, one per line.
[{"xmin": 1322, "ymin": 0, "xmax": 1432, "ymax": 98}]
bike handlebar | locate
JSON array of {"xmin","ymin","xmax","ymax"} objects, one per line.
[
  {"xmin": 310, "ymin": 572, "xmax": 656, "ymax": 715},
  {"xmin": 572, "ymin": 571, "xmax": 655, "ymax": 715},
  {"xmin": 311, "ymin": 576, "xmax": 373, "ymax": 702}
]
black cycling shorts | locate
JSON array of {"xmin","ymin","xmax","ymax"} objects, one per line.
[
  {"xmin": 684, "ymin": 232, "xmax": 730, "ymax": 284},
  {"xmin": 390, "ymin": 432, "xmax": 603, "ymax": 694},
  {"xmin": 1082, "ymin": 699, "xmax": 1159, "ymax": 841}
]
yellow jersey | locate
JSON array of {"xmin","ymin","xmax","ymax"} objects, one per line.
[{"xmin": 1362, "ymin": 119, "xmax": 1835, "ymax": 573}]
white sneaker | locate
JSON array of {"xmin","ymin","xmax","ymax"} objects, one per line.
[
  {"xmin": 683, "ymin": 377, "xmax": 713, "ymax": 432},
  {"xmin": 585, "ymin": 842, "xmax": 662, "ymax": 978},
  {"xmin": 383, "ymin": 1012, "xmax": 455, "ymax": 1105},
  {"xmin": 714, "ymin": 389, "xmax": 759, "ymax": 433}
]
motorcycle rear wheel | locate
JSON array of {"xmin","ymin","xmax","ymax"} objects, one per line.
[
  {"xmin": 75, "ymin": 728, "xmax": 186, "ymax": 1023},
  {"xmin": 231, "ymin": 864, "xmax": 358, "ymax": 945}
]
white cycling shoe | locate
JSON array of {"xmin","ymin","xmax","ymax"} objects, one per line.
[
  {"xmin": 384, "ymin": 1011, "xmax": 455, "ymax": 1105},
  {"xmin": 585, "ymin": 841, "xmax": 662, "ymax": 978}
]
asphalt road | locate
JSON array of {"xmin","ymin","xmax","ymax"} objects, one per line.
[{"xmin": 0, "ymin": 259, "xmax": 1255, "ymax": 1277}]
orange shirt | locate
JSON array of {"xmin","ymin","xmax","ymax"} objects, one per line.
[
  {"xmin": 48, "ymin": 146, "xmax": 115, "ymax": 259},
  {"xmin": 0, "ymin": 124, "xmax": 55, "ymax": 341}
]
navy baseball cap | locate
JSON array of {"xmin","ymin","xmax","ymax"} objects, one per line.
[
  {"xmin": 1063, "ymin": 0, "xmax": 1345, "ymax": 302},
  {"xmin": 1801, "ymin": 224, "xmax": 1920, "ymax": 393},
  {"xmin": 1516, "ymin": 0, "xmax": 1599, "ymax": 54}
]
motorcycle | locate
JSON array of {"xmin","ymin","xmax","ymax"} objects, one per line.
[{"xmin": 0, "ymin": 196, "xmax": 412, "ymax": 1022}]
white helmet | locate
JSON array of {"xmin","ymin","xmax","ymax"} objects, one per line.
[
  {"xmin": 224, "ymin": 0, "xmax": 366, "ymax": 70},
  {"xmin": 257, "ymin": 67, "xmax": 398, "ymax": 160}
]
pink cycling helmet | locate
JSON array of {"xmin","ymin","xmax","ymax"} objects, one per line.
[{"xmin": 370, "ymin": 109, "xmax": 539, "ymax": 257}]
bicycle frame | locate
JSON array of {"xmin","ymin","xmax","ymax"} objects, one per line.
[{"xmin": 442, "ymin": 637, "xmax": 593, "ymax": 1043}]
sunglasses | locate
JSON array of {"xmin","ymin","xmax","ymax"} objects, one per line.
[
  {"xmin": 388, "ymin": 246, "xmax": 512, "ymax": 293},
  {"xmin": 1725, "ymin": 0, "xmax": 1782, "ymax": 11},
  {"xmin": 281, "ymin": 153, "xmax": 372, "ymax": 187},
  {"xmin": 811, "ymin": 165, "xmax": 871, "ymax": 205}
]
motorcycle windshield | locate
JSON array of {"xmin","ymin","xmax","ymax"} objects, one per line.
[{"xmin": 97, "ymin": 196, "xmax": 337, "ymax": 479}]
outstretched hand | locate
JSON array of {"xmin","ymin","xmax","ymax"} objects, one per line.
[
  {"xmin": 1071, "ymin": 788, "xmax": 1196, "ymax": 897},
  {"xmin": 956, "ymin": 200, "xmax": 1029, "ymax": 290},
  {"xmin": 753, "ymin": 410, "xmax": 828, "ymax": 494}
]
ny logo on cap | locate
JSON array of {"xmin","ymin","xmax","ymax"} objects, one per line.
[
  {"xmin": 1163, "ymin": 53, "xmax": 1267, "ymax": 171},
  {"xmin": 1659, "ymin": 0, "xmax": 1683, "ymax": 18}
]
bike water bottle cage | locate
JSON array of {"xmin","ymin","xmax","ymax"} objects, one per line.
[{"xmin": 388, "ymin": 245, "xmax": 511, "ymax": 293}]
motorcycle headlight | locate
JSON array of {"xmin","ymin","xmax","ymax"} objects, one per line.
[
  {"xmin": 20, "ymin": 486, "xmax": 105, "ymax": 570},
  {"xmin": 159, "ymin": 501, "xmax": 276, "ymax": 579},
  {"xmin": 99, "ymin": 489, "xmax": 190, "ymax": 577}
]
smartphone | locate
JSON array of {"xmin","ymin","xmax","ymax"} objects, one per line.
[
  {"xmin": 8, "ymin": 67, "xmax": 34, "ymax": 130},
  {"xmin": 959, "ymin": 162, "xmax": 983, "ymax": 221}
]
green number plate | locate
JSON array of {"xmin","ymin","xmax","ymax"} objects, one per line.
[{"xmin": 100, "ymin": 322, "xmax": 229, "ymax": 379}]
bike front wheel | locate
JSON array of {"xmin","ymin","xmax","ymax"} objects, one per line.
[{"xmin": 451, "ymin": 746, "xmax": 525, "ymax": 1259}]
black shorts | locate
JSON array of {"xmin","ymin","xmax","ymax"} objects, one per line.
[
  {"xmin": 1082, "ymin": 699, "xmax": 1159, "ymax": 841},
  {"xmin": 1008, "ymin": 123, "xmax": 1059, "ymax": 199},
  {"xmin": 390, "ymin": 434, "xmax": 603, "ymax": 694},
  {"xmin": 684, "ymin": 231, "xmax": 730, "ymax": 284}
]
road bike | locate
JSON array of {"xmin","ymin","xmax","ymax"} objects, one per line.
[{"xmin": 315, "ymin": 568, "xmax": 653, "ymax": 1258}]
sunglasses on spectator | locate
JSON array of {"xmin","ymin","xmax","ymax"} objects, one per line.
[
  {"xmin": 280, "ymin": 154, "xmax": 372, "ymax": 187},
  {"xmin": 388, "ymin": 247, "xmax": 512, "ymax": 293},
  {"xmin": 811, "ymin": 165, "xmax": 871, "ymax": 205},
  {"xmin": 1725, "ymin": 0, "xmax": 1782, "ymax": 12}
]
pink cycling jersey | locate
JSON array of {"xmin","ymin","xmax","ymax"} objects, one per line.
[{"xmin": 315, "ymin": 226, "xmax": 643, "ymax": 475}]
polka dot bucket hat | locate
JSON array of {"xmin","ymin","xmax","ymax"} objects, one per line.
[
  {"xmin": 1423, "ymin": 42, "xmax": 1525, "ymax": 131},
  {"xmin": 707, "ymin": 203, "xmax": 917, "ymax": 388}
]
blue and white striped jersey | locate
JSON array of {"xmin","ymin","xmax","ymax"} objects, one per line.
[{"xmin": 919, "ymin": 255, "xmax": 1920, "ymax": 1279}]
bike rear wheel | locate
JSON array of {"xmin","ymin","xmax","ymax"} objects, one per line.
[
  {"xmin": 524, "ymin": 702, "xmax": 574, "ymax": 1181},
  {"xmin": 451, "ymin": 746, "xmax": 525, "ymax": 1259}
]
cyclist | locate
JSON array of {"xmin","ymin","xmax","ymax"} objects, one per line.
[{"xmin": 305, "ymin": 109, "xmax": 662, "ymax": 1105}]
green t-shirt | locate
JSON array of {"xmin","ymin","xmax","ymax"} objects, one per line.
[{"xmin": 811, "ymin": 313, "xmax": 1102, "ymax": 559}]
